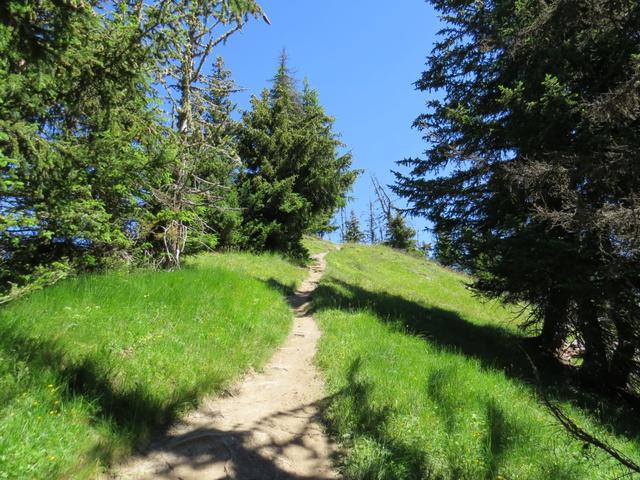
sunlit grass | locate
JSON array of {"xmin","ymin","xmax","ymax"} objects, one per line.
[
  {"xmin": 314, "ymin": 243, "xmax": 640, "ymax": 479},
  {"xmin": 303, "ymin": 235, "xmax": 341, "ymax": 255},
  {"xmin": 0, "ymin": 252, "xmax": 305, "ymax": 479}
]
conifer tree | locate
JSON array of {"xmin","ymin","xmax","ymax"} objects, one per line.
[
  {"xmin": 200, "ymin": 57, "xmax": 244, "ymax": 249},
  {"xmin": 395, "ymin": 0, "xmax": 640, "ymax": 389},
  {"xmin": 0, "ymin": 0, "xmax": 161, "ymax": 288},
  {"xmin": 0, "ymin": 0, "xmax": 268, "ymax": 284},
  {"xmin": 237, "ymin": 53, "xmax": 358, "ymax": 257},
  {"xmin": 343, "ymin": 210, "xmax": 365, "ymax": 243},
  {"xmin": 144, "ymin": 0, "xmax": 267, "ymax": 268},
  {"xmin": 370, "ymin": 176, "xmax": 416, "ymax": 251},
  {"xmin": 385, "ymin": 213, "xmax": 416, "ymax": 251}
]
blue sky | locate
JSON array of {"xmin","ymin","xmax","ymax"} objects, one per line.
[{"xmin": 217, "ymin": 1, "xmax": 441, "ymax": 244}]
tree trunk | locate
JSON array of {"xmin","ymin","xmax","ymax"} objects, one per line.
[
  {"xmin": 538, "ymin": 289, "xmax": 570, "ymax": 355},
  {"xmin": 177, "ymin": 38, "xmax": 193, "ymax": 134},
  {"xmin": 578, "ymin": 298, "xmax": 608, "ymax": 384},
  {"xmin": 609, "ymin": 299, "xmax": 637, "ymax": 391}
]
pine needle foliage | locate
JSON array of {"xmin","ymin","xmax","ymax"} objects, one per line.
[
  {"xmin": 237, "ymin": 53, "xmax": 359, "ymax": 257},
  {"xmin": 395, "ymin": 0, "xmax": 640, "ymax": 391}
]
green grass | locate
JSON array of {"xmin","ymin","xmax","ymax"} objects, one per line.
[
  {"xmin": 0, "ymin": 251, "xmax": 305, "ymax": 479},
  {"xmin": 313, "ymin": 243, "xmax": 640, "ymax": 479},
  {"xmin": 303, "ymin": 235, "xmax": 342, "ymax": 255}
]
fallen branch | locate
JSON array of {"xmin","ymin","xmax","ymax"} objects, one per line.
[{"xmin": 523, "ymin": 348, "xmax": 640, "ymax": 476}]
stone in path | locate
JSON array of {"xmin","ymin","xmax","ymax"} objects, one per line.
[{"xmin": 112, "ymin": 253, "xmax": 338, "ymax": 479}]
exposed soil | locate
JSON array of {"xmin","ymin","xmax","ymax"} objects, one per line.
[{"xmin": 112, "ymin": 253, "xmax": 338, "ymax": 479}]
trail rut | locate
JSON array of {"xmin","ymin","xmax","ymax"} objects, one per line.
[{"xmin": 113, "ymin": 252, "xmax": 338, "ymax": 479}]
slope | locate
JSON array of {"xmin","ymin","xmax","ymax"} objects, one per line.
[
  {"xmin": 313, "ymin": 243, "xmax": 640, "ymax": 479},
  {"xmin": 0, "ymin": 252, "xmax": 305, "ymax": 479}
]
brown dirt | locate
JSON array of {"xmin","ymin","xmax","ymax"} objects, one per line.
[{"xmin": 112, "ymin": 253, "xmax": 339, "ymax": 479}]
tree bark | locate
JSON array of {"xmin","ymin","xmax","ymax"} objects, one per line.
[
  {"xmin": 578, "ymin": 298, "xmax": 608, "ymax": 384},
  {"xmin": 609, "ymin": 298, "xmax": 637, "ymax": 391},
  {"xmin": 538, "ymin": 288, "xmax": 570, "ymax": 355}
]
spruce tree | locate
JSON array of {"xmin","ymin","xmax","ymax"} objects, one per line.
[
  {"xmin": 0, "ymin": 1, "xmax": 161, "ymax": 288},
  {"xmin": 343, "ymin": 210, "xmax": 365, "ymax": 243},
  {"xmin": 143, "ymin": 0, "xmax": 266, "ymax": 268},
  {"xmin": 385, "ymin": 213, "xmax": 416, "ymax": 251},
  {"xmin": 0, "ymin": 0, "xmax": 267, "ymax": 283},
  {"xmin": 237, "ymin": 53, "xmax": 358, "ymax": 257},
  {"xmin": 200, "ymin": 57, "xmax": 244, "ymax": 249},
  {"xmin": 395, "ymin": 0, "xmax": 640, "ymax": 389}
]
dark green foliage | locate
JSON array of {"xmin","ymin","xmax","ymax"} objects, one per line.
[
  {"xmin": 0, "ymin": 1, "xmax": 271, "ymax": 284},
  {"xmin": 0, "ymin": 0, "xmax": 162, "ymax": 289},
  {"xmin": 370, "ymin": 176, "xmax": 416, "ymax": 251},
  {"xmin": 146, "ymin": 56, "xmax": 246, "ymax": 263},
  {"xmin": 384, "ymin": 213, "xmax": 415, "ymax": 250},
  {"xmin": 139, "ymin": 1, "xmax": 266, "ymax": 268},
  {"xmin": 0, "ymin": 2, "xmax": 354, "ymax": 282},
  {"xmin": 199, "ymin": 57, "xmax": 246, "ymax": 250},
  {"xmin": 395, "ymin": 0, "xmax": 640, "ymax": 391},
  {"xmin": 431, "ymin": 232, "xmax": 459, "ymax": 268},
  {"xmin": 343, "ymin": 209, "xmax": 365, "ymax": 243},
  {"xmin": 237, "ymin": 54, "xmax": 358, "ymax": 257}
]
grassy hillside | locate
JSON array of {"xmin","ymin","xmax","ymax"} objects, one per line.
[
  {"xmin": 313, "ymin": 243, "xmax": 640, "ymax": 479},
  {"xmin": 0, "ymin": 252, "xmax": 305, "ymax": 479}
]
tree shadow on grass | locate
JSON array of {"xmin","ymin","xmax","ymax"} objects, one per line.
[
  {"xmin": 306, "ymin": 277, "xmax": 640, "ymax": 443},
  {"xmin": 326, "ymin": 357, "xmax": 564, "ymax": 479},
  {"xmin": 0, "ymin": 323, "xmax": 342, "ymax": 478},
  {"xmin": 327, "ymin": 357, "xmax": 433, "ymax": 478},
  {"xmin": 0, "ymin": 328, "xmax": 200, "ymax": 466},
  {"xmin": 312, "ymin": 278, "xmax": 532, "ymax": 377},
  {"xmin": 0, "ymin": 324, "xmax": 339, "ymax": 478},
  {"xmin": 266, "ymin": 277, "xmax": 298, "ymax": 297},
  {"xmin": 0, "ymin": 273, "xmax": 327, "ymax": 477}
]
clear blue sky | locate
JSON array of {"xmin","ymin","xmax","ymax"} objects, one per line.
[{"xmin": 217, "ymin": 1, "xmax": 441, "ymax": 244}]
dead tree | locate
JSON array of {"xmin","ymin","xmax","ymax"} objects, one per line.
[
  {"xmin": 146, "ymin": 0, "xmax": 268, "ymax": 267},
  {"xmin": 367, "ymin": 198, "xmax": 377, "ymax": 244}
]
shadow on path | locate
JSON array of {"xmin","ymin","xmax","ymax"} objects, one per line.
[
  {"xmin": 121, "ymin": 399, "xmax": 337, "ymax": 479},
  {"xmin": 0, "ymin": 270, "xmax": 319, "ymax": 473},
  {"xmin": 113, "ymin": 252, "xmax": 338, "ymax": 479}
]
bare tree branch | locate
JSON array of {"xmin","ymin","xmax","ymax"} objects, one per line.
[{"xmin": 524, "ymin": 349, "xmax": 640, "ymax": 476}]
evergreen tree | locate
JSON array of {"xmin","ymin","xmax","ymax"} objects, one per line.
[
  {"xmin": 200, "ymin": 57, "xmax": 244, "ymax": 249},
  {"xmin": 237, "ymin": 53, "xmax": 358, "ymax": 257},
  {"xmin": 371, "ymin": 176, "xmax": 416, "ymax": 251},
  {"xmin": 0, "ymin": 0, "xmax": 267, "ymax": 284},
  {"xmin": 384, "ymin": 213, "xmax": 416, "ymax": 251},
  {"xmin": 0, "ymin": 0, "xmax": 161, "ymax": 288},
  {"xmin": 150, "ymin": 56, "xmax": 245, "ymax": 260},
  {"xmin": 431, "ymin": 231, "xmax": 462, "ymax": 269},
  {"xmin": 394, "ymin": 0, "xmax": 640, "ymax": 389},
  {"xmin": 343, "ymin": 210, "xmax": 365, "ymax": 243}
]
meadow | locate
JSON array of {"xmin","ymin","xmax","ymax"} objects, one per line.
[
  {"xmin": 3, "ymin": 240, "xmax": 639, "ymax": 479},
  {"xmin": 313, "ymin": 244, "xmax": 640, "ymax": 479},
  {"xmin": 0, "ymin": 252, "xmax": 305, "ymax": 479}
]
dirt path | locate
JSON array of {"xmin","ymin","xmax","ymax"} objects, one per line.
[{"xmin": 113, "ymin": 253, "xmax": 338, "ymax": 479}]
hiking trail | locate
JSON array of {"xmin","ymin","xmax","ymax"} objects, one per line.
[{"xmin": 113, "ymin": 252, "xmax": 338, "ymax": 479}]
